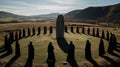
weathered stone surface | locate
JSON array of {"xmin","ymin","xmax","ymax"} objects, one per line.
[{"xmin": 56, "ymin": 15, "xmax": 64, "ymax": 38}]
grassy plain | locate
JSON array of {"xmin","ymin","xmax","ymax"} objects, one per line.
[{"xmin": 0, "ymin": 22, "xmax": 120, "ymax": 67}]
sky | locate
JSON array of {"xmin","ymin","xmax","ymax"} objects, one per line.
[{"xmin": 0, "ymin": 0, "xmax": 120, "ymax": 16}]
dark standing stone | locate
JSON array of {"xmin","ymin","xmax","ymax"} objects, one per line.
[
  {"xmin": 23, "ymin": 29, "xmax": 26, "ymax": 37},
  {"xmin": 99, "ymin": 39, "xmax": 105, "ymax": 56},
  {"xmin": 96, "ymin": 28, "xmax": 99, "ymax": 37},
  {"xmin": 4, "ymin": 35, "xmax": 12, "ymax": 54},
  {"xmin": 25, "ymin": 42, "xmax": 34, "ymax": 67},
  {"xmin": 85, "ymin": 40, "xmax": 91, "ymax": 60},
  {"xmin": 19, "ymin": 30, "xmax": 21, "ymax": 39},
  {"xmin": 28, "ymin": 28, "xmax": 31, "ymax": 36},
  {"xmin": 28, "ymin": 42, "xmax": 34, "ymax": 60},
  {"xmin": 47, "ymin": 42, "xmax": 55, "ymax": 67},
  {"xmin": 92, "ymin": 28, "xmax": 95, "ymax": 36},
  {"xmin": 9, "ymin": 31, "xmax": 14, "ymax": 44},
  {"xmin": 107, "ymin": 34, "xmax": 114, "ymax": 54},
  {"xmin": 44, "ymin": 26, "xmax": 47, "ymax": 34},
  {"xmin": 87, "ymin": 27, "xmax": 90, "ymax": 35},
  {"xmin": 38, "ymin": 27, "xmax": 41, "ymax": 35},
  {"xmin": 32, "ymin": 27, "xmax": 35, "ymax": 35},
  {"xmin": 66, "ymin": 41, "xmax": 78, "ymax": 67},
  {"xmin": 67, "ymin": 41, "xmax": 75, "ymax": 62},
  {"xmin": 15, "ymin": 31, "xmax": 18, "ymax": 41},
  {"xmin": 47, "ymin": 42, "xmax": 55, "ymax": 61},
  {"xmin": 71, "ymin": 25, "xmax": 74, "ymax": 33},
  {"xmin": 56, "ymin": 15, "xmax": 64, "ymax": 38},
  {"xmin": 82, "ymin": 25, "xmax": 85, "ymax": 34},
  {"xmin": 112, "ymin": 34, "xmax": 117, "ymax": 50},
  {"xmin": 106, "ymin": 30, "xmax": 109, "ymax": 41},
  {"xmin": 15, "ymin": 40, "xmax": 20, "ymax": 56},
  {"xmin": 76, "ymin": 26, "xmax": 80, "ymax": 33},
  {"xmin": 101, "ymin": 30, "xmax": 105, "ymax": 39},
  {"xmin": 50, "ymin": 26, "xmax": 53, "ymax": 34},
  {"xmin": 65, "ymin": 25, "xmax": 68, "ymax": 33}
]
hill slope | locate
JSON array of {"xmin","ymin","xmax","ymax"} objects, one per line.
[
  {"xmin": 30, "ymin": 13, "xmax": 60, "ymax": 20},
  {"xmin": 64, "ymin": 3, "xmax": 120, "ymax": 23},
  {"xmin": 0, "ymin": 11, "xmax": 60, "ymax": 22},
  {"xmin": 0, "ymin": 11, "xmax": 25, "ymax": 18}
]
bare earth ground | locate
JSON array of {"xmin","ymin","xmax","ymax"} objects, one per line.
[{"xmin": 0, "ymin": 22, "xmax": 120, "ymax": 67}]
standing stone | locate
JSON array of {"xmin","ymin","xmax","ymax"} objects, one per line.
[
  {"xmin": 65, "ymin": 25, "xmax": 68, "ymax": 33},
  {"xmin": 82, "ymin": 25, "xmax": 85, "ymax": 34},
  {"xmin": 15, "ymin": 31, "xmax": 18, "ymax": 41},
  {"xmin": 28, "ymin": 28, "xmax": 31, "ymax": 36},
  {"xmin": 85, "ymin": 40, "xmax": 91, "ymax": 60},
  {"xmin": 92, "ymin": 28, "xmax": 95, "ymax": 36},
  {"xmin": 32, "ymin": 27, "xmax": 35, "ymax": 35},
  {"xmin": 76, "ymin": 26, "xmax": 80, "ymax": 33},
  {"xmin": 96, "ymin": 28, "xmax": 99, "ymax": 37},
  {"xmin": 9, "ymin": 31, "xmax": 14, "ymax": 44},
  {"xmin": 67, "ymin": 41, "xmax": 75, "ymax": 62},
  {"xmin": 107, "ymin": 34, "xmax": 114, "ymax": 54},
  {"xmin": 71, "ymin": 25, "xmax": 74, "ymax": 33},
  {"xmin": 44, "ymin": 26, "xmax": 47, "ymax": 34},
  {"xmin": 56, "ymin": 15, "xmax": 64, "ymax": 38},
  {"xmin": 99, "ymin": 39, "xmax": 105, "ymax": 56},
  {"xmin": 101, "ymin": 30, "xmax": 105, "ymax": 39},
  {"xmin": 19, "ymin": 30, "xmax": 22, "ymax": 39},
  {"xmin": 47, "ymin": 42, "xmax": 55, "ymax": 67},
  {"xmin": 23, "ymin": 28, "xmax": 26, "ymax": 37},
  {"xmin": 37, "ymin": 27, "xmax": 41, "ymax": 35},
  {"xmin": 50, "ymin": 26, "xmax": 53, "ymax": 34},
  {"xmin": 106, "ymin": 30, "xmax": 109, "ymax": 41}
]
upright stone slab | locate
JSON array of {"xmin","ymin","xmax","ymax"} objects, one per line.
[{"xmin": 56, "ymin": 15, "xmax": 64, "ymax": 38}]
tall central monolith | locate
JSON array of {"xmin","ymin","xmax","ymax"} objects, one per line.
[{"xmin": 56, "ymin": 15, "xmax": 64, "ymax": 38}]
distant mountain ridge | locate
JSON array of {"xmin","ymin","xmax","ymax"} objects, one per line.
[
  {"xmin": 0, "ymin": 11, "xmax": 25, "ymax": 18},
  {"xmin": 30, "ymin": 13, "xmax": 60, "ymax": 20},
  {"xmin": 0, "ymin": 11, "xmax": 60, "ymax": 22},
  {"xmin": 64, "ymin": 3, "xmax": 120, "ymax": 23}
]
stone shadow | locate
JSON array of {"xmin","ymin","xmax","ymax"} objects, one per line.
[
  {"xmin": 117, "ymin": 42, "xmax": 120, "ymax": 46},
  {"xmin": 0, "ymin": 35, "xmax": 12, "ymax": 59},
  {"xmin": 115, "ymin": 48, "xmax": 120, "ymax": 52},
  {"xmin": 0, "ymin": 45, "xmax": 6, "ymax": 53},
  {"xmin": 56, "ymin": 37, "xmax": 69, "ymax": 53},
  {"xmin": 5, "ymin": 40, "xmax": 20, "ymax": 67},
  {"xmin": 101, "ymin": 55, "xmax": 120, "ymax": 67},
  {"xmin": 0, "ymin": 52, "xmax": 11, "ymax": 59},
  {"xmin": 109, "ymin": 52, "xmax": 120, "ymax": 58}
]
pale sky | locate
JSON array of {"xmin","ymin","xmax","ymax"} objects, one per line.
[{"xmin": 0, "ymin": 0, "xmax": 120, "ymax": 16}]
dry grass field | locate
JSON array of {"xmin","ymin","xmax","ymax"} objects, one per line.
[{"xmin": 0, "ymin": 22, "xmax": 120, "ymax": 67}]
